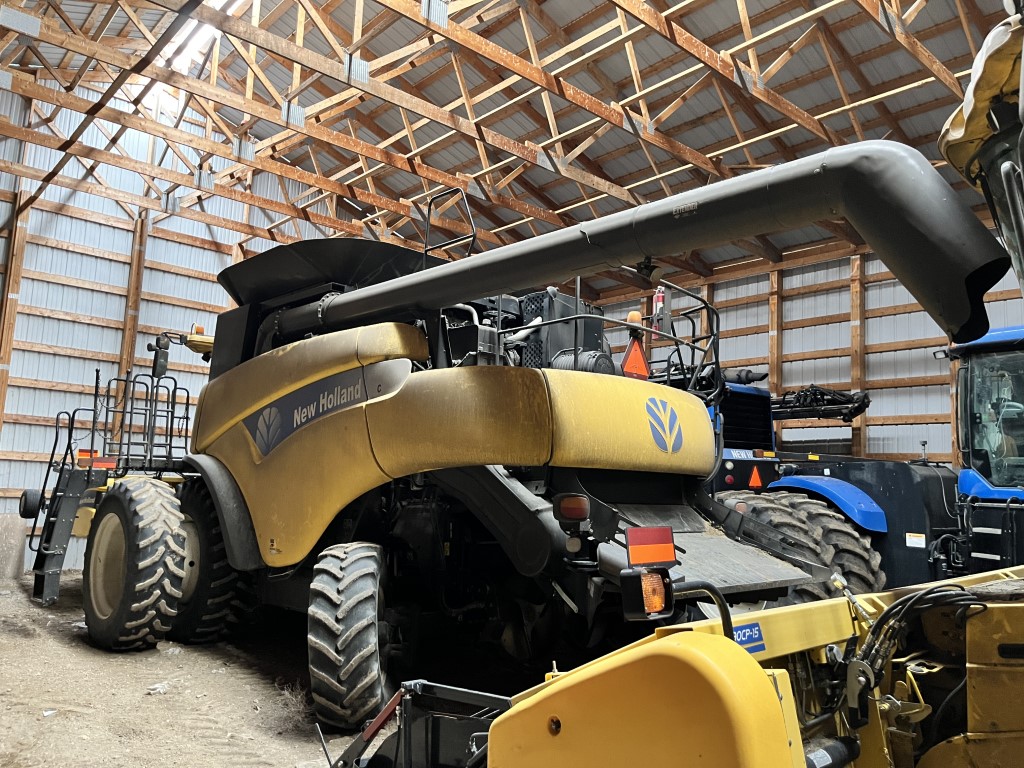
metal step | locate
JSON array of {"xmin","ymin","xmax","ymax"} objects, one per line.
[{"xmin": 30, "ymin": 467, "xmax": 105, "ymax": 605}]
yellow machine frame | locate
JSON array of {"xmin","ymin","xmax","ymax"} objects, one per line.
[{"xmin": 485, "ymin": 567, "xmax": 1024, "ymax": 768}]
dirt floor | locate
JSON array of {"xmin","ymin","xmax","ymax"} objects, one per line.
[{"xmin": 0, "ymin": 571, "xmax": 355, "ymax": 768}]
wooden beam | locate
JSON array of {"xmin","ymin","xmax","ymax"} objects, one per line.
[
  {"xmin": 8, "ymin": 15, "xmax": 550, "ymax": 240},
  {"xmin": 145, "ymin": 0, "xmax": 648, "ymax": 204},
  {"xmin": 369, "ymin": 0, "xmax": 725, "ymax": 179},
  {"xmin": 17, "ymin": 0, "xmax": 203, "ymax": 209},
  {"xmin": 0, "ymin": 76, "xmax": 494, "ymax": 248},
  {"xmin": 768, "ymin": 270, "xmax": 783, "ymax": 446},
  {"xmin": 850, "ymin": 0, "xmax": 963, "ymax": 97},
  {"xmin": 607, "ymin": 0, "xmax": 840, "ymax": 145},
  {"xmin": 849, "ymin": 254, "xmax": 866, "ymax": 457}
]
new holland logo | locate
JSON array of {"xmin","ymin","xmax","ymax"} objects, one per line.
[
  {"xmin": 646, "ymin": 397, "xmax": 683, "ymax": 454},
  {"xmin": 254, "ymin": 406, "xmax": 283, "ymax": 456}
]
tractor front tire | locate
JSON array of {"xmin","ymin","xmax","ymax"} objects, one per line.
[
  {"xmin": 308, "ymin": 542, "xmax": 391, "ymax": 729},
  {"xmin": 168, "ymin": 479, "xmax": 248, "ymax": 644},
  {"xmin": 83, "ymin": 476, "xmax": 186, "ymax": 650},
  {"xmin": 715, "ymin": 489, "xmax": 884, "ymax": 604}
]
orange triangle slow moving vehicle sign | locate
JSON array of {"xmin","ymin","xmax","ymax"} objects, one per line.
[
  {"xmin": 749, "ymin": 465, "xmax": 763, "ymax": 489},
  {"xmin": 622, "ymin": 337, "xmax": 651, "ymax": 380}
]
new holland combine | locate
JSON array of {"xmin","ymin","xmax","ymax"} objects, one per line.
[
  {"xmin": 312, "ymin": 9, "xmax": 1024, "ymax": 768},
  {"xmin": 18, "ymin": 12, "xmax": 1018, "ymax": 753}
]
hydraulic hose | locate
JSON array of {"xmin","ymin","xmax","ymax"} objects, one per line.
[{"xmin": 672, "ymin": 579, "xmax": 734, "ymax": 639}]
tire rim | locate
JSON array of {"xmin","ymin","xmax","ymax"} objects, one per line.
[
  {"xmin": 180, "ymin": 517, "xmax": 200, "ymax": 603},
  {"xmin": 89, "ymin": 513, "xmax": 127, "ymax": 621}
]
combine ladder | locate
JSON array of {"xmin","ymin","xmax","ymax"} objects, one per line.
[
  {"xmin": 24, "ymin": 406, "xmax": 107, "ymax": 605},
  {"xmin": 21, "ymin": 368, "xmax": 192, "ymax": 604}
]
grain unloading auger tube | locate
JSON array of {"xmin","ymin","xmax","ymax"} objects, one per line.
[{"xmin": 254, "ymin": 140, "xmax": 1009, "ymax": 346}]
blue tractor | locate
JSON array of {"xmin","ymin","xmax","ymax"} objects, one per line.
[
  {"xmin": 705, "ymin": 340, "xmax": 1024, "ymax": 604},
  {"xmin": 707, "ymin": 381, "xmax": 890, "ymax": 603},
  {"xmin": 944, "ymin": 326, "xmax": 1024, "ymax": 574}
]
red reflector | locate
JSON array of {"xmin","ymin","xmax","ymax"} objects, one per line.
[
  {"xmin": 724, "ymin": 474, "xmax": 734, "ymax": 485},
  {"xmin": 749, "ymin": 465, "xmax": 763, "ymax": 489},
  {"xmin": 621, "ymin": 337, "xmax": 650, "ymax": 380},
  {"xmin": 626, "ymin": 526, "xmax": 676, "ymax": 568}
]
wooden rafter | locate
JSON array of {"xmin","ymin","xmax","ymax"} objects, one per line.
[{"xmin": 0, "ymin": 0, "xmax": 998, "ymax": 298}]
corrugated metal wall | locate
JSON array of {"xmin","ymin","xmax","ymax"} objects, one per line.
[{"xmin": 0, "ymin": 94, "xmax": 329, "ymax": 569}]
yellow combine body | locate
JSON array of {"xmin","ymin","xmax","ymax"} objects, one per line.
[{"xmin": 193, "ymin": 322, "xmax": 715, "ymax": 566}]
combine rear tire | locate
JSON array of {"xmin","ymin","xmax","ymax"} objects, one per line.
[
  {"xmin": 715, "ymin": 490, "xmax": 884, "ymax": 604},
  {"xmin": 83, "ymin": 477, "xmax": 185, "ymax": 650},
  {"xmin": 168, "ymin": 479, "xmax": 247, "ymax": 644},
  {"xmin": 308, "ymin": 542, "xmax": 391, "ymax": 729}
]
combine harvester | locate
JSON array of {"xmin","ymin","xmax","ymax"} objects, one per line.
[
  {"xmin": 314, "ymin": 9, "xmax": 1024, "ymax": 768},
  {"xmin": 19, "ymin": 9, "xmax": 1017, "ymax": 751}
]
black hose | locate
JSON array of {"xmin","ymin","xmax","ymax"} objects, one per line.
[
  {"xmin": 673, "ymin": 579, "xmax": 734, "ymax": 639},
  {"xmin": 924, "ymin": 676, "xmax": 968, "ymax": 752},
  {"xmin": 465, "ymin": 743, "xmax": 487, "ymax": 768}
]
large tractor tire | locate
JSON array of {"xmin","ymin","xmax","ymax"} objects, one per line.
[
  {"xmin": 82, "ymin": 476, "xmax": 186, "ymax": 650},
  {"xmin": 168, "ymin": 479, "xmax": 248, "ymax": 644},
  {"xmin": 715, "ymin": 489, "xmax": 885, "ymax": 604},
  {"xmin": 308, "ymin": 542, "xmax": 393, "ymax": 729}
]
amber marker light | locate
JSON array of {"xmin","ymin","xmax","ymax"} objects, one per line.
[{"xmin": 641, "ymin": 571, "xmax": 667, "ymax": 613}]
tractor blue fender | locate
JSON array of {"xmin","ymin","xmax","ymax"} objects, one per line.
[{"xmin": 767, "ymin": 475, "xmax": 888, "ymax": 533}]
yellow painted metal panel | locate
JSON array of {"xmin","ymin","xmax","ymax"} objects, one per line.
[
  {"xmin": 489, "ymin": 632, "xmax": 802, "ymax": 768},
  {"xmin": 207, "ymin": 409, "xmax": 389, "ymax": 567},
  {"xmin": 364, "ymin": 366, "xmax": 553, "ymax": 477},
  {"xmin": 543, "ymin": 369, "xmax": 717, "ymax": 476},
  {"xmin": 967, "ymin": 603, "xmax": 1024, "ymax": 666},
  {"xmin": 658, "ymin": 596, "xmax": 859, "ymax": 661},
  {"xmin": 918, "ymin": 732, "xmax": 1024, "ymax": 768},
  {"xmin": 193, "ymin": 323, "xmax": 427, "ymax": 452},
  {"xmin": 71, "ymin": 506, "xmax": 95, "ymax": 537},
  {"xmin": 968, "ymin": 666, "xmax": 1024, "ymax": 733}
]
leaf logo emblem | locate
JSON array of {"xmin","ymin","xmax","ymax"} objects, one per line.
[
  {"xmin": 646, "ymin": 397, "xmax": 683, "ymax": 454},
  {"xmin": 255, "ymin": 406, "xmax": 282, "ymax": 455}
]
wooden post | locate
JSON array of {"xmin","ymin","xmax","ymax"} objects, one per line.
[
  {"xmin": 850, "ymin": 254, "xmax": 866, "ymax": 457},
  {"xmin": 700, "ymin": 283, "xmax": 714, "ymax": 339},
  {"xmin": 768, "ymin": 269, "xmax": 783, "ymax": 447},
  {"xmin": 950, "ymin": 357, "xmax": 961, "ymax": 468},
  {"xmin": 0, "ymin": 96, "xmax": 34, "ymax": 435},
  {"xmin": 117, "ymin": 210, "xmax": 151, "ymax": 378},
  {"xmin": 0, "ymin": 189, "xmax": 31, "ymax": 435}
]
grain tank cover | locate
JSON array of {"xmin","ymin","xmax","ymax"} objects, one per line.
[{"xmin": 218, "ymin": 238, "xmax": 445, "ymax": 306}]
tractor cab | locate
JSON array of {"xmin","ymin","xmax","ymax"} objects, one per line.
[{"xmin": 951, "ymin": 327, "xmax": 1024, "ymax": 489}]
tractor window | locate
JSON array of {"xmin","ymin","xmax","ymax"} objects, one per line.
[{"xmin": 964, "ymin": 350, "xmax": 1024, "ymax": 487}]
